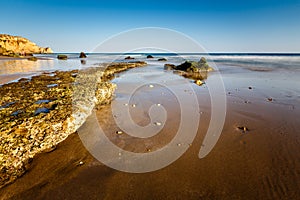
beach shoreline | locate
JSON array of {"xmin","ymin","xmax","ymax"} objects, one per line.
[
  {"xmin": 0, "ymin": 55, "xmax": 299, "ymax": 199},
  {"xmin": 0, "ymin": 68, "xmax": 299, "ymax": 199}
]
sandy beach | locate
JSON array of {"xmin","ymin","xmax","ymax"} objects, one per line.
[{"xmin": 0, "ymin": 57, "xmax": 299, "ymax": 199}]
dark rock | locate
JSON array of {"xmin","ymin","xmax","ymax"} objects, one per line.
[
  {"xmin": 237, "ymin": 126, "xmax": 249, "ymax": 133},
  {"xmin": 25, "ymin": 53, "xmax": 33, "ymax": 56},
  {"xmin": 27, "ymin": 57, "xmax": 37, "ymax": 61},
  {"xmin": 147, "ymin": 55, "xmax": 154, "ymax": 59},
  {"xmin": 79, "ymin": 52, "xmax": 87, "ymax": 58},
  {"xmin": 176, "ymin": 57, "xmax": 213, "ymax": 72},
  {"xmin": 158, "ymin": 58, "xmax": 167, "ymax": 61},
  {"xmin": 125, "ymin": 56, "xmax": 134, "ymax": 60},
  {"xmin": 57, "ymin": 54, "xmax": 68, "ymax": 60}
]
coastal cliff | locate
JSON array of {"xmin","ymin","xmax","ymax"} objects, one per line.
[{"xmin": 0, "ymin": 34, "xmax": 53, "ymax": 56}]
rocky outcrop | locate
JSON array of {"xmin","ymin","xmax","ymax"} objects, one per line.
[
  {"xmin": 0, "ymin": 61, "xmax": 147, "ymax": 189},
  {"xmin": 79, "ymin": 52, "xmax": 87, "ymax": 58},
  {"xmin": 0, "ymin": 34, "xmax": 53, "ymax": 56},
  {"xmin": 146, "ymin": 55, "xmax": 154, "ymax": 59},
  {"xmin": 164, "ymin": 57, "xmax": 213, "ymax": 83},
  {"xmin": 176, "ymin": 57, "xmax": 213, "ymax": 72}
]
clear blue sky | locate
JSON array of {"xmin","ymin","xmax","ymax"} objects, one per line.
[{"xmin": 2, "ymin": 0, "xmax": 300, "ymax": 52}]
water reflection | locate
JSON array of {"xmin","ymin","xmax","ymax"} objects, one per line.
[{"xmin": 0, "ymin": 59, "xmax": 54, "ymax": 75}]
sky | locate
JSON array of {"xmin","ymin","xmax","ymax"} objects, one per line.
[{"xmin": 1, "ymin": 0, "xmax": 300, "ymax": 52}]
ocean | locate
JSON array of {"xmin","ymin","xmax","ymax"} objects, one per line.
[{"xmin": 1, "ymin": 53, "xmax": 300, "ymax": 78}]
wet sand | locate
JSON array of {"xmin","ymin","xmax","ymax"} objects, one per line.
[{"xmin": 0, "ymin": 65, "xmax": 300, "ymax": 199}]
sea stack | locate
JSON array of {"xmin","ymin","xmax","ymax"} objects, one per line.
[{"xmin": 79, "ymin": 52, "xmax": 87, "ymax": 58}]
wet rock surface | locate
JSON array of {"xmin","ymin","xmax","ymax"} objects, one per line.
[
  {"xmin": 164, "ymin": 57, "xmax": 213, "ymax": 83},
  {"xmin": 0, "ymin": 61, "xmax": 147, "ymax": 188}
]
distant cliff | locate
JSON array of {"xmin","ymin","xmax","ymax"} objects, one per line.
[{"xmin": 0, "ymin": 34, "xmax": 53, "ymax": 56}]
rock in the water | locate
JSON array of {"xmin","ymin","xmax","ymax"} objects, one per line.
[
  {"xmin": 57, "ymin": 54, "xmax": 68, "ymax": 60},
  {"xmin": 79, "ymin": 52, "xmax": 87, "ymax": 58},
  {"xmin": 147, "ymin": 55, "xmax": 154, "ymax": 59},
  {"xmin": 176, "ymin": 57, "xmax": 213, "ymax": 72},
  {"xmin": 27, "ymin": 57, "xmax": 38, "ymax": 61},
  {"xmin": 164, "ymin": 64, "xmax": 176, "ymax": 70},
  {"xmin": 158, "ymin": 58, "xmax": 167, "ymax": 61},
  {"xmin": 194, "ymin": 80, "xmax": 204, "ymax": 86},
  {"xmin": 125, "ymin": 56, "xmax": 134, "ymax": 60}
]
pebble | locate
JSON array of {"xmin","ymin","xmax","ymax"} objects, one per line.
[
  {"xmin": 237, "ymin": 126, "xmax": 249, "ymax": 133},
  {"xmin": 156, "ymin": 103, "xmax": 161, "ymax": 106},
  {"xmin": 177, "ymin": 143, "xmax": 181, "ymax": 146},
  {"xmin": 79, "ymin": 161, "xmax": 84, "ymax": 165},
  {"xmin": 154, "ymin": 122, "xmax": 162, "ymax": 126},
  {"xmin": 149, "ymin": 84, "xmax": 154, "ymax": 88},
  {"xmin": 132, "ymin": 104, "xmax": 136, "ymax": 107},
  {"xmin": 116, "ymin": 131, "xmax": 123, "ymax": 135}
]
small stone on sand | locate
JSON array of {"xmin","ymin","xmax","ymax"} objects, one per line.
[
  {"xmin": 116, "ymin": 131, "xmax": 123, "ymax": 135},
  {"xmin": 237, "ymin": 126, "xmax": 249, "ymax": 133},
  {"xmin": 154, "ymin": 122, "xmax": 162, "ymax": 126},
  {"xmin": 149, "ymin": 84, "xmax": 154, "ymax": 88}
]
